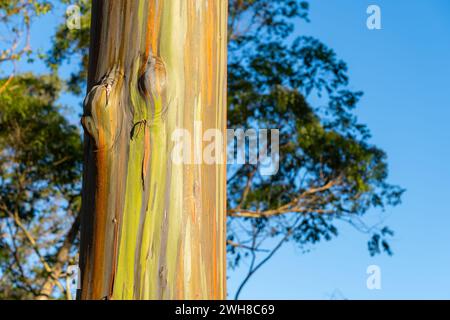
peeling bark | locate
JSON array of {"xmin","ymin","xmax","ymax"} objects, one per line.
[{"xmin": 79, "ymin": 0, "xmax": 227, "ymax": 300}]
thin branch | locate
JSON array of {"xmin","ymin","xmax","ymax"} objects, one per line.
[
  {"xmin": 3, "ymin": 221, "xmax": 38, "ymax": 295},
  {"xmin": 229, "ymin": 178, "xmax": 340, "ymax": 218},
  {"xmin": 234, "ymin": 216, "xmax": 301, "ymax": 300},
  {"xmin": 236, "ymin": 166, "xmax": 257, "ymax": 210},
  {"xmin": 1, "ymin": 203, "xmax": 53, "ymax": 274},
  {"xmin": 0, "ymin": 69, "xmax": 15, "ymax": 95},
  {"xmin": 229, "ymin": 207, "xmax": 334, "ymax": 218},
  {"xmin": 0, "ymin": 201, "xmax": 66, "ymax": 295},
  {"xmin": 35, "ymin": 214, "xmax": 80, "ymax": 300},
  {"xmin": 227, "ymin": 239, "xmax": 270, "ymax": 253}
]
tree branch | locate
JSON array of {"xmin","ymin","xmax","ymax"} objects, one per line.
[
  {"xmin": 228, "ymin": 178, "xmax": 340, "ymax": 218},
  {"xmin": 35, "ymin": 214, "xmax": 80, "ymax": 300},
  {"xmin": 234, "ymin": 216, "xmax": 301, "ymax": 300}
]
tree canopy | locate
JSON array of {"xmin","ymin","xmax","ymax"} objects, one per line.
[{"xmin": 0, "ymin": 74, "xmax": 82, "ymax": 299}]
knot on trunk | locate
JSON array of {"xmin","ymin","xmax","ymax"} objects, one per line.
[
  {"xmin": 81, "ymin": 66, "xmax": 124, "ymax": 150},
  {"xmin": 137, "ymin": 54, "xmax": 169, "ymax": 125}
]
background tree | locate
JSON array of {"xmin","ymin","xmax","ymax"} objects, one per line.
[
  {"xmin": 0, "ymin": 1, "xmax": 83, "ymax": 300},
  {"xmin": 225, "ymin": 0, "xmax": 404, "ymax": 298},
  {"xmin": 0, "ymin": 1, "xmax": 51, "ymax": 94},
  {"xmin": 0, "ymin": 74, "xmax": 82, "ymax": 299}
]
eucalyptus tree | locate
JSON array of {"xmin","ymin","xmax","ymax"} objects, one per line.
[
  {"xmin": 78, "ymin": 0, "xmax": 228, "ymax": 299},
  {"xmin": 19, "ymin": 0, "xmax": 403, "ymax": 299}
]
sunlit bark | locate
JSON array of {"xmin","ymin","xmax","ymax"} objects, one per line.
[{"xmin": 79, "ymin": 0, "xmax": 227, "ymax": 300}]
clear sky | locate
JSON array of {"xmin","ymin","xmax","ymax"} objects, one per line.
[{"xmin": 18, "ymin": 0, "xmax": 450, "ymax": 299}]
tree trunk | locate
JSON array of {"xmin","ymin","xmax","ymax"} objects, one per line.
[{"xmin": 79, "ymin": 0, "xmax": 227, "ymax": 300}]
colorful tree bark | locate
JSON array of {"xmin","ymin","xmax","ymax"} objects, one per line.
[{"xmin": 79, "ymin": 0, "xmax": 227, "ymax": 300}]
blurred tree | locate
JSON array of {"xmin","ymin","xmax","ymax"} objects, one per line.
[
  {"xmin": 0, "ymin": 0, "xmax": 82, "ymax": 300},
  {"xmin": 0, "ymin": 0, "xmax": 52, "ymax": 94},
  {"xmin": 0, "ymin": 74, "xmax": 82, "ymax": 299}
]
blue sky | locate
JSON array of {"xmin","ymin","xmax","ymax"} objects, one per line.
[{"xmin": 15, "ymin": 0, "xmax": 450, "ymax": 299}]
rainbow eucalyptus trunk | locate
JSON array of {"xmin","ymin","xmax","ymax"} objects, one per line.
[{"xmin": 79, "ymin": 0, "xmax": 227, "ymax": 300}]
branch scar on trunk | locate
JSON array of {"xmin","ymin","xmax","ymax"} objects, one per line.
[{"xmin": 81, "ymin": 66, "xmax": 124, "ymax": 150}]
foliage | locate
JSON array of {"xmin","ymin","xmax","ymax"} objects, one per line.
[
  {"xmin": 226, "ymin": 0, "xmax": 404, "ymax": 285},
  {"xmin": 47, "ymin": 0, "xmax": 90, "ymax": 95},
  {"xmin": 0, "ymin": 74, "xmax": 82, "ymax": 299},
  {"xmin": 0, "ymin": 0, "xmax": 52, "ymax": 70}
]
